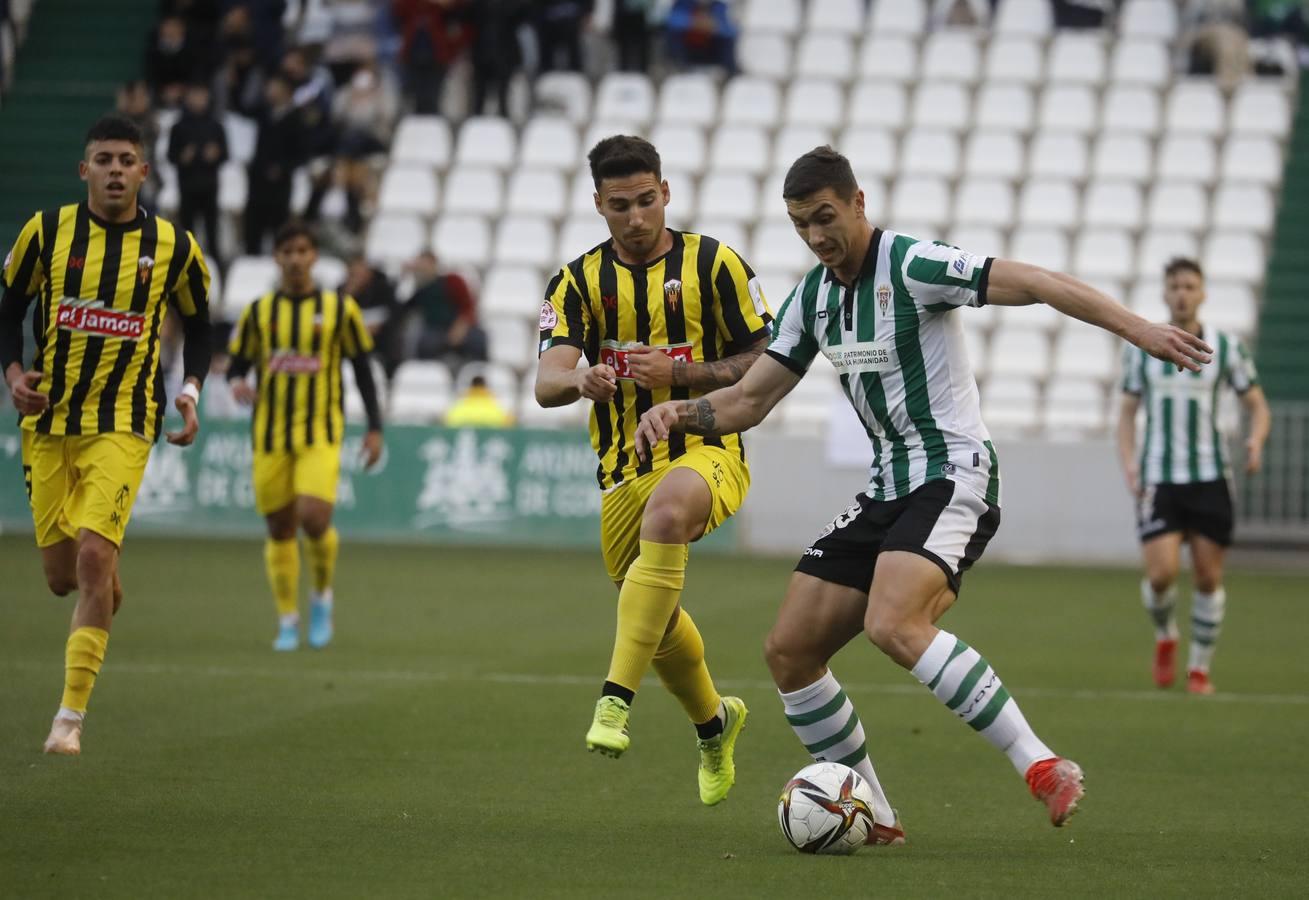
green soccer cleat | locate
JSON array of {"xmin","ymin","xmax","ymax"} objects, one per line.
[
  {"xmin": 697, "ymin": 696, "xmax": 748, "ymax": 806},
  {"xmin": 586, "ymin": 696, "xmax": 631, "ymax": 758}
]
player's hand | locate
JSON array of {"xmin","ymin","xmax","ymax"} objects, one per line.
[
  {"xmin": 626, "ymin": 346, "xmax": 674, "ymax": 390},
  {"xmin": 6, "ymin": 368, "xmax": 49, "ymax": 416},
  {"xmin": 1133, "ymin": 322, "xmax": 1212, "ymax": 373},
  {"xmin": 361, "ymin": 429, "xmax": 384, "ymax": 470},
  {"xmin": 1245, "ymin": 437, "xmax": 1263, "ymax": 475},
  {"xmin": 230, "ymin": 379, "xmax": 257, "ymax": 405},
  {"xmin": 575, "ymin": 364, "xmax": 618, "ymax": 402},
  {"xmin": 166, "ymin": 394, "xmax": 200, "ymax": 446},
  {"xmin": 634, "ymin": 402, "xmax": 682, "ymax": 462}
]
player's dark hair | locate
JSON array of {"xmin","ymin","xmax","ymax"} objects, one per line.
[
  {"xmin": 1164, "ymin": 257, "xmax": 1203, "ymax": 280},
  {"xmin": 783, "ymin": 145, "xmax": 858, "ymax": 202},
  {"xmin": 588, "ymin": 135, "xmax": 662, "ymax": 189},
  {"xmin": 84, "ymin": 114, "xmax": 145, "ymax": 151},
  {"xmin": 274, "ymin": 219, "xmax": 318, "ymax": 249}
]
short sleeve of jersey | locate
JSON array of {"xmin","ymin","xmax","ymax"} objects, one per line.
[
  {"xmin": 710, "ymin": 241, "xmax": 772, "ymax": 349},
  {"xmin": 228, "ymin": 301, "xmax": 258, "ymax": 360},
  {"xmin": 340, "ymin": 295, "xmax": 376, "ymax": 358},
  {"xmin": 765, "ymin": 274, "xmax": 819, "ymax": 376},
  {"xmin": 2, "ymin": 212, "xmax": 45, "ymax": 297},
  {"xmin": 1226, "ymin": 333, "xmax": 1259, "ymax": 394},
  {"xmin": 1120, "ymin": 343, "xmax": 1145, "ymax": 395},
  {"xmin": 539, "ymin": 264, "xmax": 589, "ymax": 354},
  {"xmin": 900, "ymin": 240, "xmax": 992, "ymax": 312},
  {"xmin": 170, "ymin": 230, "xmax": 212, "ymax": 319}
]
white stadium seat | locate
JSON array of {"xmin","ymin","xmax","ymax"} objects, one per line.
[
  {"xmin": 1230, "ymin": 83, "xmax": 1292, "ymax": 138},
  {"xmin": 1221, "ymin": 136, "xmax": 1283, "ymax": 185},
  {"xmin": 558, "ymin": 216, "xmax": 610, "ymax": 258},
  {"xmin": 224, "ymin": 256, "xmax": 280, "ymax": 312},
  {"xmin": 595, "ymin": 73, "xmax": 655, "ymax": 126},
  {"xmin": 870, "ymin": 0, "xmax": 927, "ymax": 35},
  {"xmin": 994, "ymin": 0, "xmax": 1053, "ymax": 38},
  {"xmin": 224, "ymin": 112, "xmax": 257, "ymax": 165},
  {"xmin": 840, "ymin": 126, "xmax": 898, "ymax": 177},
  {"xmin": 1110, "ymin": 40, "xmax": 1169, "ymax": 87},
  {"xmin": 698, "ymin": 172, "xmax": 761, "ymax": 222},
  {"xmin": 431, "ymin": 214, "xmax": 491, "ymax": 268},
  {"xmin": 365, "ymin": 214, "xmax": 427, "ymax": 268},
  {"xmin": 948, "ymin": 225, "xmax": 1007, "ymax": 260},
  {"xmin": 912, "ymin": 82, "xmax": 970, "ymax": 132},
  {"xmin": 484, "ymin": 316, "xmax": 535, "ymax": 371},
  {"xmin": 981, "ymin": 375, "xmax": 1043, "ymax": 439},
  {"xmin": 858, "ymin": 35, "xmax": 918, "ymax": 83},
  {"xmin": 795, "ymin": 33, "xmax": 856, "ymax": 81},
  {"xmin": 1130, "ymin": 281, "xmax": 1169, "ymax": 322},
  {"xmin": 1137, "ymin": 230, "xmax": 1200, "ymax": 279},
  {"xmin": 784, "ymin": 79, "xmax": 845, "ymax": 127},
  {"xmin": 568, "ymin": 171, "xmax": 598, "ymax": 216},
  {"xmin": 901, "ymin": 130, "xmax": 960, "ymax": 178},
  {"xmin": 1120, "ymin": 0, "xmax": 1178, "ymax": 41},
  {"xmin": 985, "ymin": 37, "xmax": 1044, "ymax": 85},
  {"xmin": 481, "ymin": 265, "xmax": 544, "ymax": 320},
  {"xmin": 964, "ymin": 131, "xmax": 1025, "ymax": 180},
  {"xmin": 1039, "ymin": 85, "xmax": 1098, "ymax": 134},
  {"xmin": 1084, "ymin": 182, "xmax": 1144, "ymax": 229},
  {"xmin": 391, "ymin": 116, "xmax": 453, "ymax": 169},
  {"xmin": 752, "ymin": 222, "xmax": 813, "ymax": 273},
  {"xmin": 443, "ymin": 167, "xmax": 504, "ymax": 216},
  {"xmin": 921, "ymin": 32, "xmax": 980, "ymax": 84},
  {"xmin": 583, "ymin": 119, "xmax": 643, "ymax": 153},
  {"xmin": 772, "ymin": 126, "xmax": 833, "ymax": 173},
  {"xmin": 1203, "ymin": 231, "xmax": 1266, "ymax": 284},
  {"xmin": 1156, "ymin": 135, "xmax": 1217, "ymax": 183},
  {"xmin": 519, "ymin": 117, "xmax": 579, "ymax": 170},
  {"xmin": 1092, "ymin": 134, "xmax": 1153, "ymax": 183},
  {"xmin": 1018, "ymin": 180, "xmax": 1080, "ymax": 230},
  {"xmin": 1052, "ymin": 330, "xmax": 1116, "ymax": 383},
  {"xmin": 1212, "ymin": 184, "xmax": 1275, "ymax": 234},
  {"xmin": 975, "ymin": 84, "xmax": 1035, "ymax": 133},
  {"xmin": 988, "ymin": 329, "xmax": 1049, "ymax": 379},
  {"xmin": 505, "ymin": 169, "xmax": 566, "ymax": 218},
  {"xmin": 534, "ymin": 72, "xmax": 591, "ymax": 123},
  {"xmin": 1147, "ymin": 182, "xmax": 1208, "ymax": 230},
  {"xmin": 742, "ymin": 0, "xmax": 802, "ymax": 34},
  {"xmin": 722, "ymin": 77, "xmax": 781, "ymax": 127},
  {"xmin": 1205, "ymin": 282, "xmax": 1259, "ymax": 336},
  {"xmin": 890, "ymin": 176, "xmax": 951, "ymax": 228},
  {"xmin": 738, "ymin": 31, "xmax": 793, "ymax": 80},
  {"xmin": 954, "ymin": 179, "xmax": 1015, "ymax": 228},
  {"xmin": 314, "ymin": 257, "xmax": 348, "ymax": 293},
  {"xmin": 454, "ymin": 116, "xmax": 516, "ymax": 170},
  {"xmin": 808, "ymin": 0, "xmax": 866, "ymax": 33},
  {"xmin": 650, "ymin": 122, "xmax": 706, "ymax": 172},
  {"xmin": 217, "ymin": 161, "xmax": 246, "ymax": 214},
  {"xmin": 377, "ymin": 165, "xmax": 440, "ymax": 217},
  {"xmin": 694, "ymin": 220, "xmax": 750, "ymax": 259},
  {"xmin": 1029, "ymin": 133, "xmax": 1089, "ymax": 181},
  {"xmin": 1165, "ymin": 81, "xmax": 1226, "ymax": 137},
  {"xmin": 1044, "ymin": 377, "xmax": 1109, "ymax": 432},
  {"xmin": 709, "ymin": 124, "xmax": 770, "ymax": 174},
  {"xmin": 1047, "ymin": 33, "xmax": 1107, "ymax": 85},
  {"xmin": 848, "ymin": 83, "xmax": 908, "ymax": 131},
  {"xmin": 856, "ymin": 178, "xmax": 889, "ymax": 221},
  {"xmin": 1102, "ymin": 85, "xmax": 1162, "ymax": 135},
  {"xmin": 657, "ymin": 73, "xmax": 718, "ymax": 127},
  {"xmin": 1073, "ymin": 228, "xmax": 1135, "ymax": 280},
  {"xmin": 389, "ymin": 361, "xmax": 452, "ymax": 424},
  {"xmin": 493, "ymin": 217, "xmax": 555, "ymax": 269}
]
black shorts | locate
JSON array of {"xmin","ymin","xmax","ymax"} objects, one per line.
[
  {"xmin": 1137, "ymin": 479, "xmax": 1234, "ymax": 546},
  {"xmin": 794, "ymin": 478, "xmax": 1002, "ymax": 596}
]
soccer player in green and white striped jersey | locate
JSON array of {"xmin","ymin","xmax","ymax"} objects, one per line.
[
  {"xmin": 635, "ymin": 147, "xmax": 1212, "ymax": 838},
  {"xmin": 1117, "ymin": 257, "xmax": 1270, "ymax": 695}
]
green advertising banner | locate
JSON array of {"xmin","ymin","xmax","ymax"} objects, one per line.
[{"xmin": 0, "ymin": 422, "xmax": 737, "ymax": 550}]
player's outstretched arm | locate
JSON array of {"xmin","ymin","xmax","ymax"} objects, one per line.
[
  {"xmin": 536, "ymin": 343, "xmax": 617, "ymax": 407},
  {"xmin": 986, "ymin": 260, "xmax": 1212, "ymax": 372},
  {"xmin": 634, "ymin": 353, "xmax": 799, "ymax": 461}
]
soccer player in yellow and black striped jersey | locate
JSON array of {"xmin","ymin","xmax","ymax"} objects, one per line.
[
  {"xmin": 535, "ymin": 135, "xmax": 772, "ymax": 805},
  {"xmin": 0, "ymin": 115, "xmax": 213, "ymax": 755},
  {"xmin": 226, "ymin": 221, "xmax": 383, "ymax": 652}
]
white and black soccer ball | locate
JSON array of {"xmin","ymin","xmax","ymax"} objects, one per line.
[{"xmin": 777, "ymin": 762, "xmax": 876, "ymax": 855}]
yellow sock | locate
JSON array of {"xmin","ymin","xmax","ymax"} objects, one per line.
[
  {"xmin": 652, "ymin": 608, "xmax": 722, "ymax": 725},
  {"xmin": 606, "ymin": 540, "xmax": 688, "ymax": 693},
  {"xmin": 305, "ymin": 527, "xmax": 339, "ymax": 594},
  {"xmin": 61, "ymin": 626, "xmax": 109, "ymax": 713},
  {"xmin": 264, "ymin": 537, "xmax": 300, "ymax": 618}
]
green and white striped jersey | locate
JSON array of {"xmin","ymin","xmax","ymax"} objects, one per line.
[
  {"xmin": 1121, "ymin": 328, "xmax": 1258, "ymax": 485},
  {"xmin": 767, "ymin": 229, "xmax": 1000, "ymax": 505}
]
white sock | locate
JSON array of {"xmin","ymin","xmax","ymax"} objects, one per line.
[
  {"xmin": 911, "ymin": 630, "xmax": 1055, "ymax": 776},
  {"xmin": 311, "ymin": 588, "xmax": 333, "ymax": 609},
  {"xmin": 279, "ymin": 612, "xmax": 300, "ymax": 627},
  {"xmin": 1141, "ymin": 579, "xmax": 1179, "ymax": 641},
  {"xmin": 55, "ymin": 707, "xmax": 85, "ymax": 723},
  {"xmin": 779, "ymin": 669, "xmax": 896, "ymax": 826},
  {"xmin": 1188, "ymin": 587, "xmax": 1226, "ymax": 673}
]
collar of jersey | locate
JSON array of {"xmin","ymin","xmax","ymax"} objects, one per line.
[
  {"xmin": 824, "ymin": 227, "xmax": 882, "ymax": 289},
  {"xmin": 84, "ymin": 202, "xmax": 147, "ymax": 232},
  {"xmin": 604, "ymin": 229, "xmax": 683, "ymax": 269}
]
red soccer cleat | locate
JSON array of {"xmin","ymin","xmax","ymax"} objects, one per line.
[
  {"xmin": 1187, "ymin": 669, "xmax": 1215, "ymax": 695},
  {"xmin": 866, "ymin": 813, "xmax": 906, "ymax": 846},
  {"xmin": 1026, "ymin": 757, "xmax": 1085, "ymax": 827},
  {"xmin": 1154, "ymin": 638, "xmax": 1177, "ymax": 688}
]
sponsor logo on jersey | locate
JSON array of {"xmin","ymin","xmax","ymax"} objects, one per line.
[
  {"xmin": 663, "ymin": 278, "xmax": 682, "ymax": 312},
  {"xmin": 802, "ymin": 546, "xmax": 824, "ymax": 557},
  {"xmin": 940, "ymin": 461, "xmax": 957, "ymax": 475},
  {"xmin": 747, "ymin": 276, "xmax": 767, "ymax": 317},
  {"xmin": 946, "ymin": 248, "xmax": 977, "ymax": 281},
  {"xmin": 56, "ymin": 298, "xmax": 145, "ymax": 339},
  {"xmin": 267, "ymin": 350, "xmax": 322, "ymax": 374},
  {"xmin": 539, "ymin": 300, "xmax": 558, "ymax": 330},
  {"xmin": 823, "ymin": 340, "xmax": 896, "ymax": 375},
  {"xmin": 601, "ymin": 293, "xmax": 618, "ymax": 309},
  {"xmin": 877, "ymin": 283, "xmax": 892, "ymax": 316}
]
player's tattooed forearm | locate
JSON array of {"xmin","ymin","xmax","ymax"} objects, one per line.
[
  {"xmin": 671, "ymin": 339, "xmax": 766, "ymax": 390},
  {"xmin": 682, "ymin": 397, "xmax": 718, "ymax": 435}
]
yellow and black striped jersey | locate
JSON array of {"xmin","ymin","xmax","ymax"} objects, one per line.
[
  {"xmin": 228, "ymin": 289, "xmax": 374, "ymax": 453},
  {"xmin": 539, "ymin": 230, "xmax": 772, "ymax": 489},
  {"xmin": 1, "ymin": 202, "xmax": 211, "ymax": 442}
]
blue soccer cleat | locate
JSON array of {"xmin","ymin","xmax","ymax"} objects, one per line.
[
  {"xmin": 308, "ymin": 601, "xmax": 333, "ymax": 649},
  {"xmin": 273, "ymin": 621, "xmax": 299, "ymax": 652}
]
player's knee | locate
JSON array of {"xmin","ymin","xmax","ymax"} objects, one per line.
[
  {"xmin": 863, "ymin": 608, "xmax": 918, "ymax": 663},
  {"xmin": 76, "ymin": 539, "xmax": 116, "ymax": 579},
  {"xmin": 1194, "ymin": 572, "xmax": 1222, "ymax": 594},
  {"xmin": 763, "ymin": 630, "xmax": 817, "ymax": 691},
  {"xmin": 1147, "ymin": 570, "xmax": 1177, "ymax": 593},
  {"xmin": 640, "ymin": 502, "xmax": 695, "ymax": 544}
]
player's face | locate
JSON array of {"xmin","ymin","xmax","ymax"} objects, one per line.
[
  {"xmin": 1164, "ymin": 270, "xmax": 1205, "ymax": 324},
  {"xmin": 275, "ymin": 235, "xmax": 319, "ymax": 287},
  {"xmin": 786, "ymin": 187, "xmax": 866, "ymax": 269},
  {"xmin": 80, "ymin": 140, "xmax": 148, "ymax": 219},
  {"xmin": 594, "ymin": 172, "xmax": 669, "ymax": 262}
]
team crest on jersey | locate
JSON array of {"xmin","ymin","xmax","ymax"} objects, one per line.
[
  {"xmin": 539, "ymin": 300, "xmax": 557, "ymax": 330},
  {"xmin": 137, "ymin": 256, "xmax": 155, "ymax": 285},
  {"xmin": 664, "ymin": 278, "xmax": 682, "ymax": 312},
  {"xmin": 876, "ymin": 284, "xmax": 892, "ymax": 315}
]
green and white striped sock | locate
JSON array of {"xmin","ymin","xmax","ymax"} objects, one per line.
[
  {"xmin": 911, "ymin": 630, "xmax": 1054, "ymax": 776},
  {"xmin": 1188, "ymin": 587, "xmax": 1226, "ymax": 673},
  {"xmin": 780, "ymin": 670, "xmax": 896, "ymax": 825},
  {"xmin": 1141, "ymin": 579, "xmax": 1179, "ymax": 641}
]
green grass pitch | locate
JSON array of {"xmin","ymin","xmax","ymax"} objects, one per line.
[{"xmin": 1, "ymin": 535, "xmax": 1306, "ymax": 899}]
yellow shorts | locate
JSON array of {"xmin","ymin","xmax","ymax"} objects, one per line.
[
  {"xmin": 252, "ymin": 444, "xmax": 341, "ymax": 515},
  {"xmin": 600, "ymin": 444, "xmax": 750, "ymax": 583},
  {"xmin": 21, "ymin": 430, "xmax": 152, "ymax": 548}
]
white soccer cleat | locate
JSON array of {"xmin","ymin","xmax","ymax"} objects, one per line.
[{"xmin": 43, "ymin": 715, "xmax": 83, "ymax": 756}]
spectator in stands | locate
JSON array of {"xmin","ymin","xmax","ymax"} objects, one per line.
[
  {"xmin": 244, "ymin": 74, "xmax": 303, "ymax": 254},
  {"xmin": 445, "ymin": 375, "xmax": 514, "ymax": 428},
  {"xmin": 115, "ymin": 80, "xmax": 163, "ymax": 207},
  {"xmin": 1051, "ymin": 0, "xmax": 1114, "ymax": 29},
  {"xmin": 664, "ymin": 0, "xmax": 738, "ymax": 74},
  {"xmin": 1180, "ymin": 0, "xmax": 1250, "ymax": 89},
  {"xmin": 281, "ymin": 46, "xmax": 338, "ymax": 225},
  {"xmin": 341, "ymin": 255, "xmax": 404, "ymax": 377},
  {"xmin": 613, "ymin": 0, "xmax": 654, "ymax": 72},
  {"xmin": 391, "ymin": 0, "xmax": 473, "ymax": 115},
  {"xmin": 535, "ymin": 0, "xmax": 593, "ymax": 73},
  {"xmin": 469, "ymin": 0, "xmax": 530, "ymax": 118},
  {"xmin": 168, "ymin": 82, "xmax": 229, "ymax": 268},
  {"xmin": 163, "ymin": 0, "xmax": 222, "ymax": 68},
  {"xmin": 145, "ymin": 14, "xmax": 202, "ymax": 107},
  {"xmin": 332, "ymin": 59, "xmax": 399, "ymax": 232},
  {"xmin": 234, "ymin": 0, "xmax": 289, "ymax": 70},
  {"xmin": 402, "ymin": 251, "xmax": 488, "ymax": 370},
  {"xmin": 213, "ymin": 5, "xmax": 267, "ymax": 118}
]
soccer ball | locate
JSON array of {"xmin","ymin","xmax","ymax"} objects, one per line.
[{"xmin": 777, "ymin": 762, "xmax": 875, "ymax": 855}]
